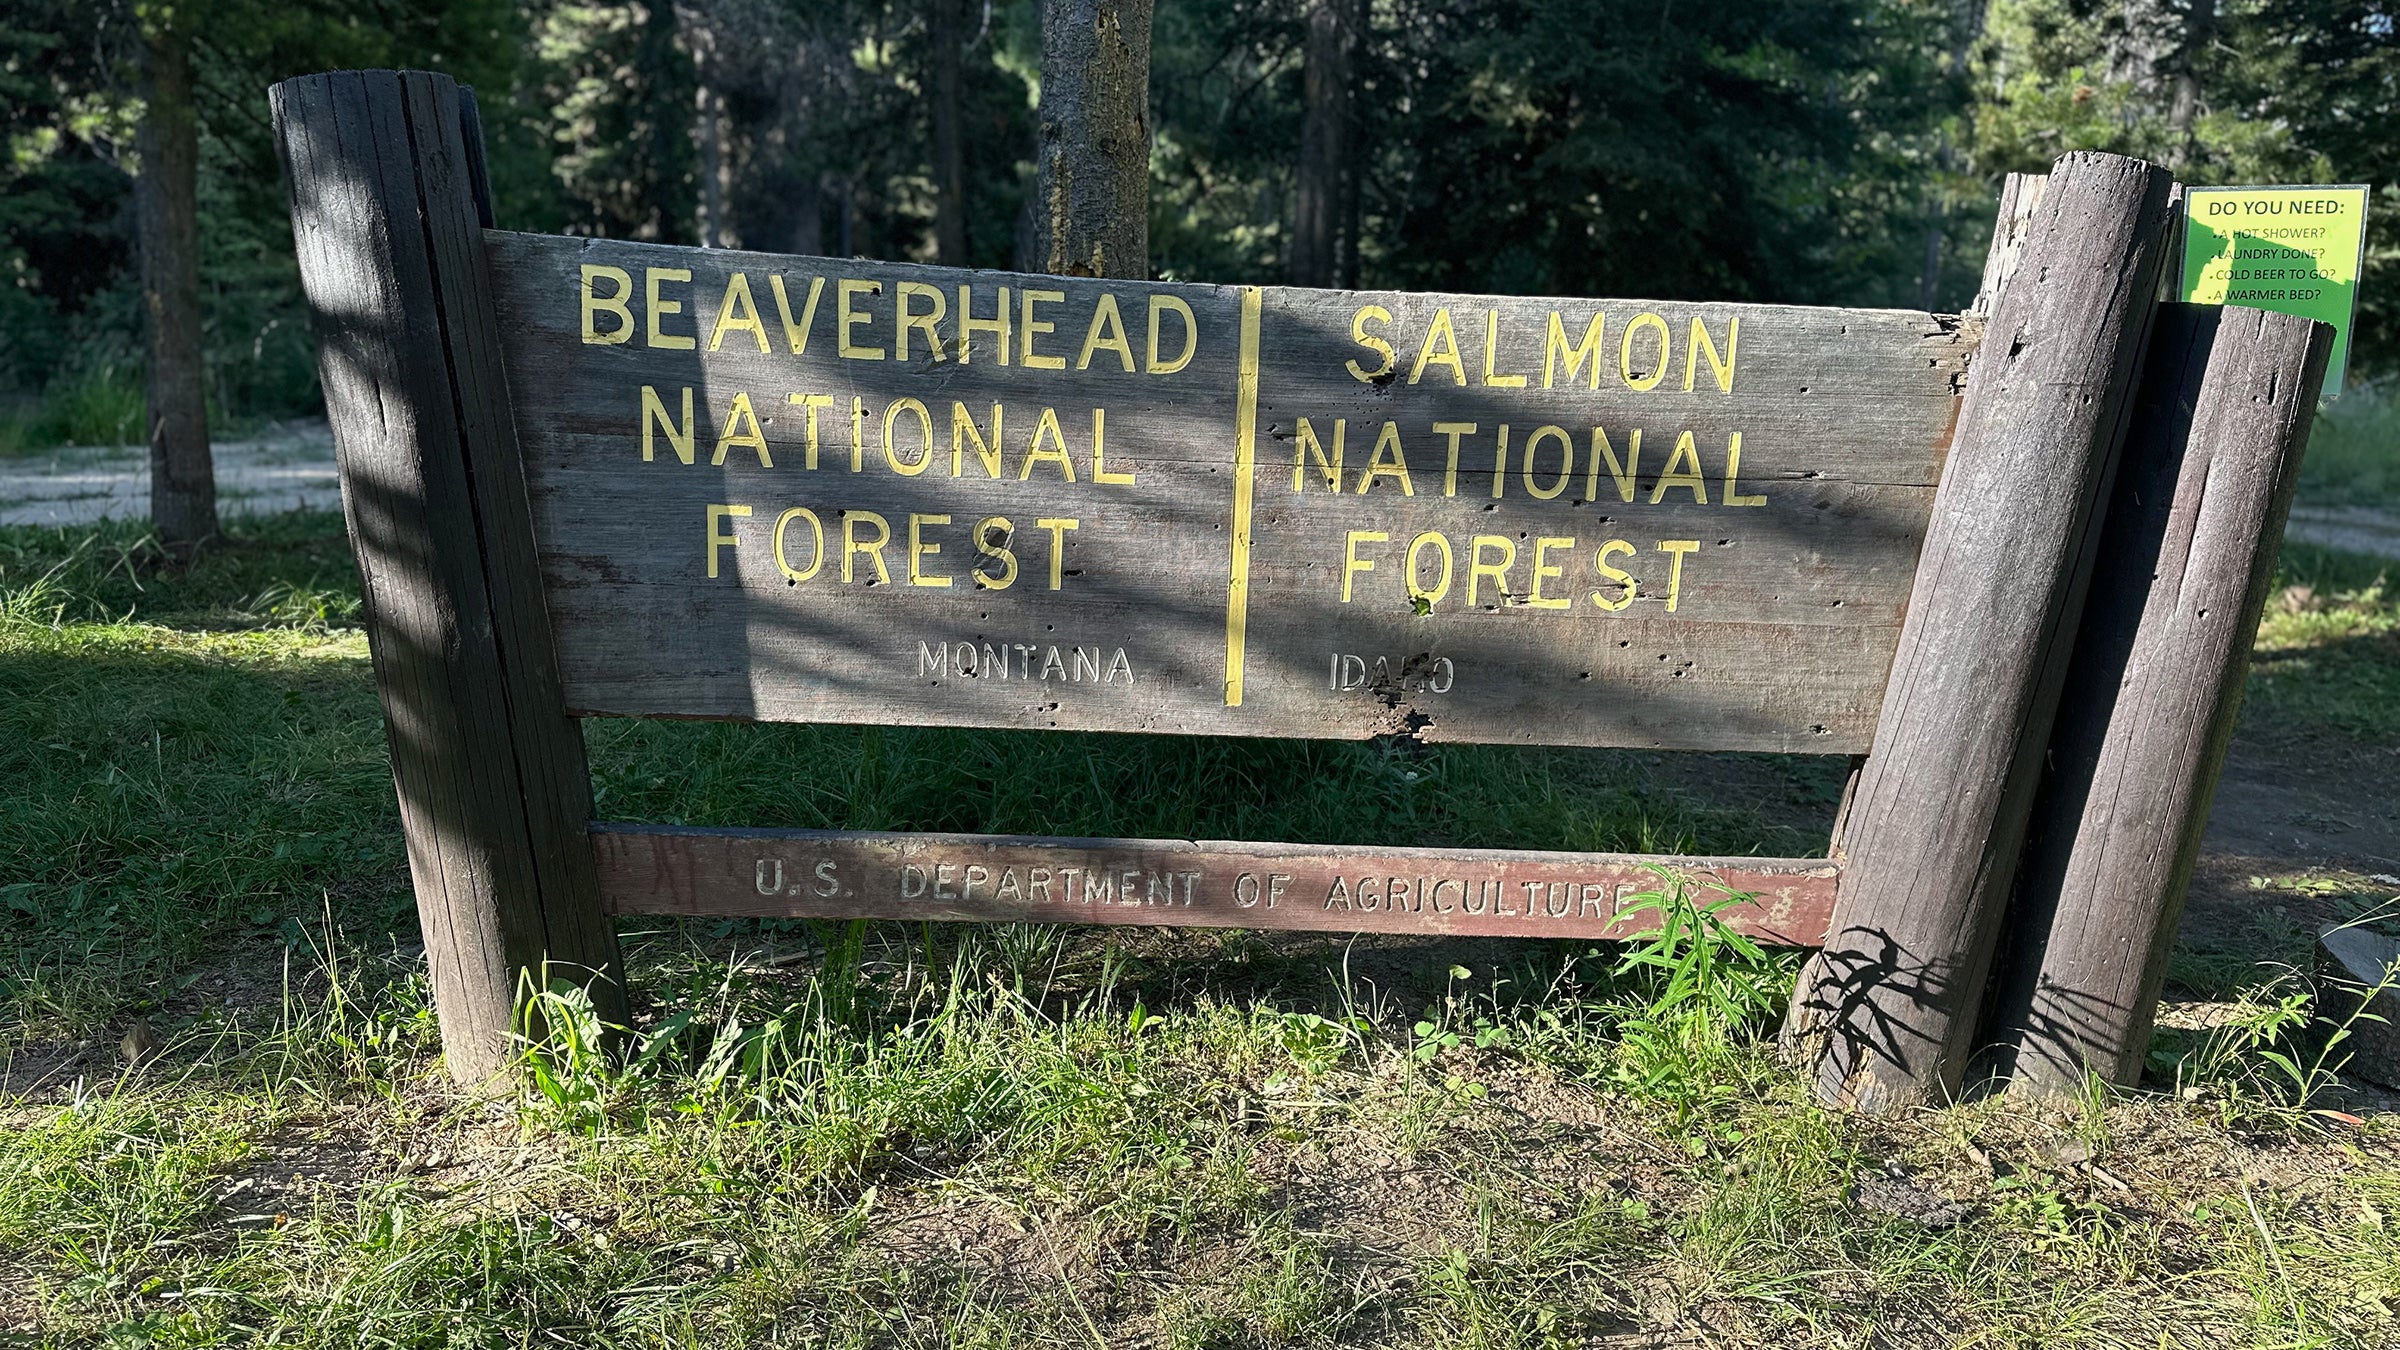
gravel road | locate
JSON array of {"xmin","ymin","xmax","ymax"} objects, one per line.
[{"xmin": 0, "ymin": 420, "xmax": 340, "ymax": 527}]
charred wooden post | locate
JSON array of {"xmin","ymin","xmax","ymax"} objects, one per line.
[
  {"xmin": 271, "ymin": 71, "xmax": 623, "ymax": 1087},
  {"xmin": 1788, "ymin": 152, "xmax": 2174, "ymax": 1111},
  {"xmin": 1986, "ymin": 304, "xmax": 2332, "ymax": 1092}
]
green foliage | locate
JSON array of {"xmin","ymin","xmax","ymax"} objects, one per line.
[
  {"xmin": 2299, "ymin": 383, "xmax": 2400, "ymax": 506},
  {"xmin": 2152, "ymin": 917, "xmax": 2400, "ymax": 1115},
  {"xmin": 1969, "ymin": 0, "xmax": 2400, "ymax": 377},
  {"xmin": 1605, "ymin": 872, "xmax": 1797, "ymax": 1109}
]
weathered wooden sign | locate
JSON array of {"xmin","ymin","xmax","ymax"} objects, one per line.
[
  {"xmin": 274, "ymin": 70, "xmax": 2328, "ymax": 1109},
  {"xmin": 494, "ymin": 239, "xmax": 1969, "ymax": 752}
]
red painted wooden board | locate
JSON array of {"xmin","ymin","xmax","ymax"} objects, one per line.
[{"xmin": 591, "ymin": 823, "xmax": 1838, "ymax": 946}]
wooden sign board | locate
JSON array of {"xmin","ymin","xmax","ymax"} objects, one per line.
[
  {"xmin": 274, "ymin": 72, "xmax": 2327, "ymax": 1105},
  {"xmin": 491, "ymin": 237, "xmax": 1972, "ymax": 753},
  {"xmin": 594, "ymin": 823, "xmax": 1840, "ymax": 946}
]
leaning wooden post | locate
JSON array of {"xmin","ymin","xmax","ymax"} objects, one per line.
[
  {"xmin": 271, "ymin": 70, "xmax": 624, "ymax": 1086},
  {"xmin": 1788, "ymin": 152, "xmax": 2173, "ymax": 1110},
  {"xmin": 1985, "ymin": 305, "xmax": 2332, "ymax": 1092}
]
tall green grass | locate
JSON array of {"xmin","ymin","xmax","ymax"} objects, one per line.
[{"xmin": 0, "ymin": 357, "xmax": 145, "ymax": 456}]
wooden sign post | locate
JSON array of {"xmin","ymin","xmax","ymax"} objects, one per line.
[{"xmin": 272, "ymin": 69, "xmax": 2330, "ymax": 1104}]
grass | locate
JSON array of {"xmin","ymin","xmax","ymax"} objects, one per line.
[
  {"xmin": 3, "ymin": 512, "xmax": 2399, "ymax": 1347},
  {"xmin": 0, "ymin": 362, "xmax": 146, "ymax": 458},
  {"xmin": 2250, "ymin": 542, "xmax": 2400, "ymax": 741},
  {"xmin": 2299, "ymin": 383, "xmax": 2400, "ymax": 508}
]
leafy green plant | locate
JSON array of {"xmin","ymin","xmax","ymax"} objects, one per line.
[
  {"xmin": 1410, "ymin": 964, "xmax": 1510, "ymax": 1098},
  {"xmin": 1606, "ymin": 869, "xmax": 1794, "ymax": 1106},
  {"xmin": 2158, "ymin": 926, "xmax": 2400, "ymax": 1112},
  {"xmin": 515, "ymin": 973, "xmax": 618, "ymax": 1136},
  {"xmin": 1275, "ymin": 1010, "xmax": 1370, "ymax": 1076}
]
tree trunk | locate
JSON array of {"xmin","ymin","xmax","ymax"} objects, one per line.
[
  {"xmin": 2165, "ymin": 0, "xmax": 2216, "ymax": 161},
  {"xmin": 1035, "ymin": 0, "xmax": 1153, "ymax": 279},
  {"xmin": 695, "ymin": 77, "xmax": 728, "ymax": 247},
  {"xmin": 638, "ymin": 1, "xmax": 693, "ymax": 244},
  {"xmin": 135, "ymin": 12, "xmax": 215, "ymax": 553},
  {"xmin": 930, "ymin": 0, "xmax": 970, "ymax": 264},
  {"xmin": 1290, "ymin": 0, "xmax": 1353, "ymax": 287}
]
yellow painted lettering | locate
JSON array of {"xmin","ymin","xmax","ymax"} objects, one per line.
[
  {"xmin": 1346, "ymin": 304, "xmax": 1396, "ymax": 382},
  {"xmin": 1522, "ymin": 425, "xmax": 1572, "ymax": 500},
  {"xmin": 838, "ymin": 279, "xmax": 885, "ymax": 359},
  {"xmin": 705, "ymin": 503, "xmax": 751, "ymax": 577},
  {"xmin": 1342, "ymin": 530, "xmax": 1387, "ymax": 601},
  {"xmin": 1020, "ymin": 406, "xmax": 1077, "ymax": 481},
  {"xmin": 1650, "ymin": 430, "xmax": 1708, "ymax": 504},
  {"xmin": 1357, "ymin": 422, "xmax": 1415, "ymax": 496},
  {"xmin": 1468, "ymin": 535, "xmax": 1517, "ymax": 606},
  {"xmin": 1147, "ymin": 295, "xmax": 1197, "ymax": 373},
  {"xmin": 786, "ymin": 392, "xmax": 832, "ymax": 469},
  {"xmin": 1588, "ymin": 427, "xmax": 1638, "ymax": 503},
  {"xmin": 711, "ymin": 390, "xmax": 771, "ymax": 467},
  {"xmin": 1077, "ymin": 293, "xmax": 1137, "ymax": 371},
  {"xmin": 897, "ymin": 282, "xmax": 948, "ymax": 362},
  {"xmin": 580, "ymin": 265, "xmax": 634, "ymax": 344},
  {"xmin": 1293, "ymin": 417, "xmax": 1345, "ymax": 492},
  {"xmin": 1091, "ymin": 409, "xmax": 1134, "ymax": 485},
  {"xmin": 908, "ymin": 513, "xmax": 953, "ymax": 587},
  {"xmin": 1409, "ymin": 308, "xmax": 1467, "ymax": 385},
  {"xmin": 1435, "ymin": 421, "xmax": 1477, "ymax": 497},
  {"xmin": 1020, "ymin": 288, "xmax": 1066, "ymax": 369},
  {"xmin": 1657, "ymin": 540, "xmax": 1698, "ymax": 611},
  {"xmin": 1481, "ymin": 310, "xmax": 1527, "ymax": 387},
  {"xmin": 842, "ymin": 510, "xmax": 892, "ymax": 584},
  {"xmin": 951, "ymin": 402, "xmax": 1003, "ymax": 478},
  {"xmin": 1490, "ymin": 424, "xmax": 1510, "ymax": 499},
  {"xmin": 959, "ymin": 285, "xmax": 1011, "ymax": 364},
  {"xmin": 850, "ymin": 397, "xmax": 867, "ymax": 471},
  {"xmin": 641, "ymin": 385, "xmax": 695, "ymax": 465},
  {"xmin": 1543, "ymin": 311, "xmax": 1604, "ymax": 388},
  {"xmin": 1035, "ymin": 517, "xmax": 1080, "ymax": 589},
  {"xmin": 1683, "ymin": 316, "xmax": 1737, "ymax": 393},
  {"xmin": 707, "ymin": 272, "xmax": 772, "ymax": 353},
  {"xmin": 1619, "ymin": 311, "xmax": 1669, "ymax": 390},
  {"xmin": 1721, "ymin": 432, "xmax": 1765, "ymax": 506},
  {"xmin": 772, "ymin": 507, "xmax": 824, "ymax": 581},
  {"xmin": 1406, "ymin": 532, "xmax": 1453, "ymax": 608},
  {"xmin": 767, "ymin": 274, "xmax": 825, "ymax": 354},
  {"xmin": 1590, "ymin": 540, "xmax": 1637, "ymax": 610},
  {"xmin": 1527, "ymin": 536, "xmax": 1574, "ymax": 609},
  {"xmin": 973, "ymin": 516, "xmax": 1017, "ymax": 590},
  {"xmin": 884, "ymin": 397, "xmax": 935, "ymax": 475},
  {"xmin": 645, "ymin": 267, "xmax": 695, "ymax": 349}
]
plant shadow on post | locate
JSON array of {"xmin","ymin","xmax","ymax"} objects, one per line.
[
  {"xmin": 1787, "ymin": 151, "xmax": 2174, "ymax": 1112},
  {"xmin": 1982, "ymin": 302, "xmax": 2333, "ymax": 1094}
]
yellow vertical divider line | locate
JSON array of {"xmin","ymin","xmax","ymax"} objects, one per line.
[{"xmin": 1223, "ymin": 286, "xmax": 1265, "ymax": 707}]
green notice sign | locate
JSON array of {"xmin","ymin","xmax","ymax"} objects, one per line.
[{"xmin": 2180, "ymin": 184, "xmax": 2370, "ymax": 395}]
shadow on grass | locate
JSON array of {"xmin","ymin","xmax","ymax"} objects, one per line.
[{"xmin": 1, "ymin": 510, "xmax": 1839, "ymax": 1039}]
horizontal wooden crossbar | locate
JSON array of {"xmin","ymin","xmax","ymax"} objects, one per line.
[{"xmin": 591, "ymin": 824, "xmax": 1838, "ymax": 947}]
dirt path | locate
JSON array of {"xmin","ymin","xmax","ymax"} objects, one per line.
[
  {"xmin": 0, "ymin": 420, "xmax": 339, "ymax": 527},
  {"xmin": 2286, "ymin": 503, "xmax": 2400, "ymax": 562}
]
